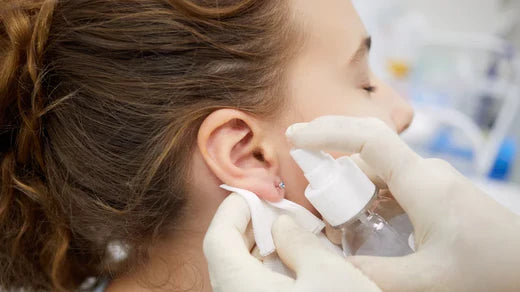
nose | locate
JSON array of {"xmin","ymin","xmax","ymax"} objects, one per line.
[
  {"xmin": 392, "ymin": 102, "xmax": 414, "ymax": 134},
  {"xmin": 379, "ymin": 80, "xmax": 414, "ymax": 133},
  {"xmin": 373, "ymin": 76, "xmax": 415, "ymax": 133}
]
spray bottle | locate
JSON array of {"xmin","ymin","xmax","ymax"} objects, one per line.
[{"xmin": 290, "ymin": 149, "xmax": 413, "ymax": 257}]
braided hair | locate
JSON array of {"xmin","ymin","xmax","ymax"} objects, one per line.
[{"xmin": 0, "ymin": 0, "xmax": 297, "ymax": 290}]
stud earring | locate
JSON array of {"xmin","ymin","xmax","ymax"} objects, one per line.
[{"xmin": 278, "ymin": 181, "xmax": 285, "ymax": 189}]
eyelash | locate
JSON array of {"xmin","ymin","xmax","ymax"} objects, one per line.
[{"xmin": 364, "ymin": 85, "xmax": 377, "ymax": 93}]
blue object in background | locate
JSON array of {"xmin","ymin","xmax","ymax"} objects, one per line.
[
  {"xmin": 489, "ymin": 137, "xmax": 517, "ymax": 181},
  {"xmin": 429, "ymin": 128, "xmax": 474, "ymax": 160}
]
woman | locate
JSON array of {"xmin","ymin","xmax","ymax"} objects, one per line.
[{"xmin": 0, "ymin": 0, "xmax": 413, "ymax": 291}]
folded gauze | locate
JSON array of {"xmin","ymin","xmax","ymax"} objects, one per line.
[{"xmin": 220, "ymin": 184, "xmax": 326, "ymax": 257}]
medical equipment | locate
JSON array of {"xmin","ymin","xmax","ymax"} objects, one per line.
[{"xmin": 290, "ymin": 149, "xmax": 413, "ymax": 257}]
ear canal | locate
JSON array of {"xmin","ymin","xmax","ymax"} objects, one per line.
[{"xmin": 253, "ymin": 150, "xmax": 265, "ymax": 162}]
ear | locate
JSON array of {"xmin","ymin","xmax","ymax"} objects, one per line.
[{"xmin": 197, "ymin": 109, "xmax": 284, "ymax": 202}]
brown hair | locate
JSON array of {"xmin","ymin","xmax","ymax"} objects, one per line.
[{"xmin": 0, "ymin": 0, "xmax": 298, "ymax": 290}]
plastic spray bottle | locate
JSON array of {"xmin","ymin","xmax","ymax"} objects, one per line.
[{"xmin": 290, "ymin": 149, "xmax": 413, "ymax": 257}]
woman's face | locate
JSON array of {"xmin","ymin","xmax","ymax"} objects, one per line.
[{"xmin": 268, "ymin": 0, "xmax": 414, "ymax": 212}]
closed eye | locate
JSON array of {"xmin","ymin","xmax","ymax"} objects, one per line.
[{"xmin": 364, "ymin": 85, "xmax": 377, "ymax": 93}]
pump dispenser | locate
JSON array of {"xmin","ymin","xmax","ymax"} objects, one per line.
[{"xmin": 290, "ymin": 149, "xmax": 413, "ymax": 257}]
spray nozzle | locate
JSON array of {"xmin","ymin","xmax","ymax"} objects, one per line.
[
  {"xmin": 289, "ymin": 148, "xmax": 377, "ymax": 226},
  {"xmin": 289, "ymin": 149, "xmax": 330, "ymax": 173},
  {"xmin": 290, "ymin": 149, "xmax": 338, "ymax": 189}
]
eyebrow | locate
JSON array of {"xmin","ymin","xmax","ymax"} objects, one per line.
[{"xmin": 349, "ymin": 36, "xmax": 372, "ymax": 65}]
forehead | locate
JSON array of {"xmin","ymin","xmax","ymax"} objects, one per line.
[{"xmin": 289, "ymin": 0, "xmax": 367, "ymax": 60}]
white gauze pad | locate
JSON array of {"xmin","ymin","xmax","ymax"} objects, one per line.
[{"xmin": 220, "ymin": 184, "xmax": 325, "ymax": 257}]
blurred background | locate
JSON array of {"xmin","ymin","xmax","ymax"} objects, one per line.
[{"xmin": 353, "ymin": 0, "xmax": 520, "ymax": 211}]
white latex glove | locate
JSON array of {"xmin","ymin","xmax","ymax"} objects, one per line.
[
  {"xmin": 203, "ymin": 193, "xmax": 381, "ymax": 292},
  {"xmin": 286, "ymin": 116, "xmax": 520, "ymax": 292}
]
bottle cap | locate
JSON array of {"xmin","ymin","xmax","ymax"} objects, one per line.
[{"xmin": 290, "ymin": 149, "xmax": 376, "ymax": 227}]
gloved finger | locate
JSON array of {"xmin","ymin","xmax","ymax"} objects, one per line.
[
  {"xmin": 251, "ymin": 245, "xmax": 262, "ymax": 260},
  {"xmin": 244, "ymin": 220, "xmax": 255, "ymax": 252},
  {"xmin": 205, "ymin": 195, "xmax": 296, "ymax": 291},
  {"xmin": 347, "ymin": 253, "xmax": 439, "ymax": 292},
  {"xmin": 286, "ymin": 116, "xmax": 422, "ymax": 212},
  {"xmin": 203, "ymin": 194, "xmax": 256, "ymax": 266},
  {"xmin": 324, "ymin": 221, "xmax": 342, "ymax": 245},
  {"xmin": 272, "ymin": 215, "xmax": 337, "ymax": 275},
  {"xmin": 350, "ymin": 153, "xmax": 387, "ymax": 189},
  {"xmin": 286, "ymin": 116, "xmax": 420, "ymax": 184}
]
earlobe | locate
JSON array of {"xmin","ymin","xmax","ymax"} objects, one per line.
[{"xmin": 197, "ymin": 109, "xmax": 285, "ymax": 202}]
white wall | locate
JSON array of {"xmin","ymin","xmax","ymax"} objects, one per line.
[{"xmin": 396, "ymin": 0, "xmax": 506, "ymax": 34}]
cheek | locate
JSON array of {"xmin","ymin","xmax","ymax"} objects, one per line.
[
  {"xmin": 293, "ymin": 90, "xmax": 375, "ymax": 122},
  {"xmin": 289, "ymin": 72, "xmax": 389, "ymax": 123},
  {"xmin": 288, "ymin": 60, "xmax": 366, "ymax": 120},
  {"xmin": 279, "ymin": 150, "xmax": 320, "ymax": 216},
  {"xmin": 285, "ymin": 164, "xmax": 320, "ymax": 216},
  {"xmin": 267, "ymin": 125, "xmax": 319, "ymax": 215}
]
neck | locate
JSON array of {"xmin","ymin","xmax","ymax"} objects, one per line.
[
  {"xmin": 107, "ymin": 208, "xmax": 215, "ymax": 292},
  {"xmin": 147, "ymin": 226, "xmax": 212, "ymax": 291},
  {"xmin": 108, "ymin": 151, "xmax": 226, "ymax": 292}
]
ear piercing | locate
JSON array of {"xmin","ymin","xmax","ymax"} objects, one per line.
[{"xmin": 278, "ymin": 181, "xmax": 285, "ymax": 189}]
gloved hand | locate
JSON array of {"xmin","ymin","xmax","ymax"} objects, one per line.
[
  {"xmin": 286, "ymin": 116, "xmax": 520, "ymax": 292},
  {"xmin": 203, "ymin": 193, "xmax": 381, "ymax": 292}
]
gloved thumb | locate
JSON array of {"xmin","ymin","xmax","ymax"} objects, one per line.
[
  {"xmin": 347, "ymin": 253, "xmax": 442, "ymax": 292},
  {"xmin": 350, "ymin": 153, "xmax": 387, "ymax": 190},
  {"xmin": 272, "ymin": 215, "xmax": 383, "ymax": 292},
  {"xmin": 272, "ymin": 215, "xmax": 336, "ymax": 275}
]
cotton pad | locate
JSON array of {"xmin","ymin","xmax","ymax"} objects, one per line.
[{"xmin": 219, "ymin": 184, "xmax": 325, "ymax": 257}]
